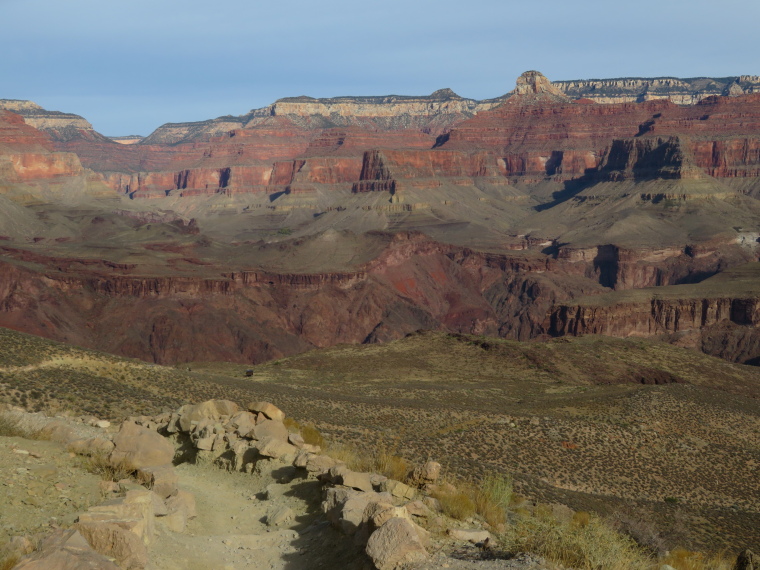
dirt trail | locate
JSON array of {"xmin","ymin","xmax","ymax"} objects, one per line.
[{"xmin": 147, "ymin": 462, "xmax": 370, "ymax": 570}]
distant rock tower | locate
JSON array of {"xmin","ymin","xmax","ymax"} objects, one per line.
[{"xmin": 512, "ymin": 71, "xmax": 569, "ymax": 101}]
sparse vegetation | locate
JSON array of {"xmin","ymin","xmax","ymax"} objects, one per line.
[
  {"xmin": 476, "ymin": 473, "xmax": 513, "ymax": 527},
  {"xmin": 0, "ymin": 553, "xmax": 20, "ymax": 570},
  {"xmin": 81, "ymin": 452, "xmax": 135, "ymax": 482},
  {"xmin": 660, "ymin": 547, "xmax": 732, "ymax": 570},
  {"xmin": 432, "ymin": 483, "xmax": 477, "ymax": 521},
  {"xmin": 501, "ymin": 510, "xmax": 652, "ymax": 570},
  {"xmin": 0, "ymin": 327, "xmax": 758, "ymax": 555},
  {"xmin": 0, "ymin": 414, "xmax": 25, "ymax": 438}
]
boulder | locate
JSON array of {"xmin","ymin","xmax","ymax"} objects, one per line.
[
  {"xmin": 365, "ymin": 517, "xmax": 428, "ymax": 570},
  {"xmin": 328, "ymin": 465, "xmax": 374, "ymax": 492},
  {"xmin": 228, "ymin": 411, "xmax": 257, "ymax": 436},
  {"xmin": 404, "ymin": 500, "xmax": 434, "ymax": 518},
  {"xmin": 410, "ymin": 461, "xmax": 441, "ymax": 486},
  {"xmin": 380, "ymin": 479, "xmax": 417, "ymax": 502},
  {"xmin": 165, "ymin": 413, "xmax": 181, "ymax": 434},
  {"xmin": 178, "ymin": 400, "xmax": 240, "ymax": 432},
  {"xmin": 110, "ymin": 421, "xmax": 174, "ymax": 470},
  {"xmin": 322, "ymin": 487, "xmax": 393, "ymax": 535},
  {"xmin": 247, "ymin": 401, "xmax": 286, "ymax": 422},
  {"xmin": 148, "ymin": 491, "xmax": 168, "ymax": 516},
  {"xmin": 256, "ymin": 436, "xmax": 298, "ymax": 460},
  {"xmin": 194, "ymin": 436, "xmax": 214, "ymax": 451},
  {"xmin": 78, "ymin": 489, "xmax": 156, "ymax": 545},
  {"xmin": 75, "ymin": 522, "xmax": 148, "ymax": 570},
  {"xmin": 163, "ymin": 490, "xmax": 197, "ymax": 533},
  {"xmin": 288, "ymin": 432, "xmax": 305, "ymax": 448},
  {"xmin": 231, "ymin": 441, "xmax": 259, "ymax": 472},
  {"xmin": 135, "ymin": 464, "xmax": 178, "ymax": 499},
  {"xmin": 294, "ymin": 451, "xmax": 340, "ymax": 476},
  {"xmin": 13, "ymin": 529, "xmax": 121, "ymax": 570},
  {"xmin": 252, "ymin": 419, "xmax": 289, "ymax": 442},
  {"xmin": 447, "ymin": 528, "xmax": 492, "ymax": 544},
  {"xmin": 365, "ymin": 502, "xmax": 412, "ymax": 530}
]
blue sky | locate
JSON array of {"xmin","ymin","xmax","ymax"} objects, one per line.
[{"xmin": 1, "ymin": 0, "xmax": 758, "ymax": 136}]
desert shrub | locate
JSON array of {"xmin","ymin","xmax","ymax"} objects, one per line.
[
  {"xmin": 431, "ymin": 484, "xmax": 477, "ymax": 521},
  {"xmin": 475, "ymin": 473, "xmax": 512, "ymax": 527},
  {"xmin": 370, "ymin": 447, "xmax": 411, "ymax": 482},
  {"xmin": 300, "ymin": 424, "xmax": 325, "ymax": 448},
  {"xmin": 82, "ymin": 452, "xmax": 134, "ymax": 482},
  {"xmin": 323, "ymin": 442, "xmax": 362, "ymax": 469},
  {"xmin": 661, "ymin": 548, "xmax": 732, "ymax": 570},
  {"xmin": 572, "ymin": 511, "xmax": 592, "ymax": 528},
  {"xmin": 0, "ymin": 553, "xmax": 20, "ymax": 570},
  {"xmin": 0, "ymin": 414, "xmax": 25, "ymax": 437},
  {"xmin": 607, "ymin": 508, "xmax": 666, "ymax": 555},
  {"xmin": 501, "ymin": 510, "xmax": 652, "ymax": 570}
]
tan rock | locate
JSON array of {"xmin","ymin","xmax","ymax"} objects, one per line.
[
  {"xmin": 410, "ymin": 461, "xmax": 441, "ymax": 486},
  {"xmin": 256, "ymin": 436, "xmax": 298, "ymax": 460},
  {"xmin": 79, "ymin": 489, "xmax": 156, "ymax": 545},
  {"xmin": 447, "ymin": 528, "xmax": 492, "ymax": 544},
  {"xmin": 148, "ymin": 491, "xmax": 168, "ymax": 516},
  {"xmin": 365, "ymin": 517, "xmax": 428, "ymax": 570},
  {"xmin": 13, "ymin": 529, "xmax": 121, "ymax": 570},
  {"xmin": 75, "ymin": 522, "xmax": 148, "ymax": 570},
  {"xmin": 163, "ymin": 490, "xmax": 197, "ymax": 533},
  {"xmin": 404, "ymin": 500, "xmax": 434, "ymax": 518},
  {"xmin": 381, "ymin": 479, "xmax": 417, "ymax": 501},
  {"xmin": 232, "ymin": 441, "xmax": 259, "ymax": 472},
  {"xmin": 110, "ymin": 421, "xmax": 174, "ymax": 470},
  {"xmin": 294, "ymin": 451, "xmax": 340, "ymax": 476},
  {"xmin": 323, "ymin": 487, "xmax": 393, "ymax": 535},
  {"xmin": 288, "ymin": 432, "xmax": 305, "ymax": 448},
  {"xmin": 247, "ymin": 401, "xmax": 286, "ymax": 422},
  {"xmin": 194, "ymin": 436, "xmax": 214, "ymax": 451},
  {"xmin": 178, "ymin": 400, "xmax": 240, "ymax": 432},
  {"xmin": 329, "ymin": 466, "xmax": 374, "ymax": 492},
  {"xmin": 365, "ymin": 502, "xmax": 412, "ymax": 530},
  {"xmin": 252, "ymin": 418, "xmax": 289, "ymax": 442},
  {"xmin": 135, "ymin": 464, "xmax": 178, "ymax": 499}
]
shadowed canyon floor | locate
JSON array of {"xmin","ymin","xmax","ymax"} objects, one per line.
[{"xmin": 1, "ymin": 327, "xmax": 758, "ymax": 556}]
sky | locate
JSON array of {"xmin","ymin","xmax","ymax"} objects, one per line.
[{"xmin": 1, "ymin": 0, "xmax": 758, "ymax": 136}]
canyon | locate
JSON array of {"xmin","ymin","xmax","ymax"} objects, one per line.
[{"xmin": 1, "ymin": 71, "xmax": 760, "ymax": 364}]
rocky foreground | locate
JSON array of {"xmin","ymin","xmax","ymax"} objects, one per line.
[
  {"xmin": 1, "ymin": 400, "xmax": 569, "ymax": 570},
  {"xmin": 3, "ymin": 397, "xmax": 759, "ymax": 570}
]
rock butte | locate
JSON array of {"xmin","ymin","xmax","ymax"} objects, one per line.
[{"xmin": 0, "ymin": 71, "xmax": 760, "ymax": 364}]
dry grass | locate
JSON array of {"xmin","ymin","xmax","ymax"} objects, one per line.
[
  {"xmin": 501, "ymin": 510, "xmax": 653, "ymax": 570},
  {"xmin": 660, "ymin": 548, "xmax": 733, "ymax": 570},
  {"xmin": 300, "ymin": 424, "xmax": 326, "ymax": 448},
  {"xmin": 476, "ymin": 473, "xmax": 512, "ymax": 527},
  {"xmin": 0, "ymin": 550, "xmax": 20, "ymax": 570},
  {"xmin": 0, "ymin": 411, "xmax": 51, "ymax": 440},
  {"xmin": 0, "ymin": 414, "xmax": 25, "ymax": 438},
  {"xmin": 81, "ymin": 452, "xmax": 135, "ymax": 482},
  {"xmin": 431, "ymin": 483, "xmax": 477, "ymax": 521},
  {"xmin": 368, "ymin": 447, "xmax": 411, "ymax": 482},
  {"xmin": 0, "ymin": 554, "xmax": 20, "ymax": 570}
]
